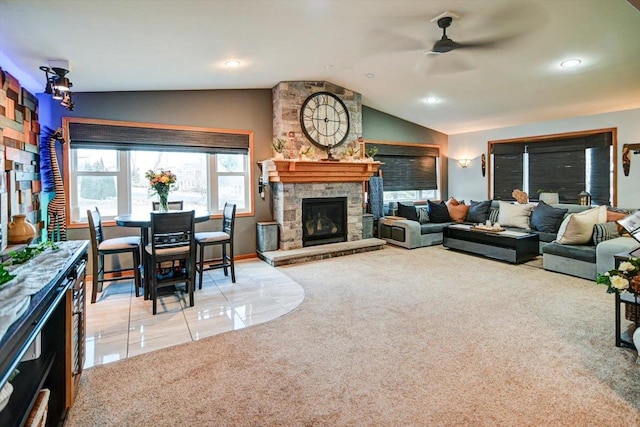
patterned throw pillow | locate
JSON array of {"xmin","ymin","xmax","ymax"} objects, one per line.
[
  {"xmin": 593, "ymin": 221, "xmax": 620, "ymax": 245},
  {"xmin": 417, "ymin": 207, "xmax": 430, "ymax": 224},
  {"xmin": 489, "ymin": 207, "xmax": 500, "ymax": 224}
]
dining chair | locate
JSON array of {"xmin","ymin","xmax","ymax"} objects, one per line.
[
  {"xmin": 146, "ymin": 210, "xmax": 196, "ymax": 314},
  {"xmin": 151, "ymin": 200, "xmax": 184, "ymax": 210},
  {"xmin": 87, "ymin": 207, "xmax": 142, "ymax": 303},
  {"xmin": 195, "ymin": 202, "xmax": 236, "ymax": 288}
]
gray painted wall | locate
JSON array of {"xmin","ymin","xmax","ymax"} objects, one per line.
[
  {"xmin": 44, "ymin": 89, "xmax": 274, "ymax": 256},
  {"xmin": 41, "ymin": 90, "xmax": 445, "ymax": 257},
  {"xmin": 362, "ymin": 106, "xmax": 449, "ymax": 198}
]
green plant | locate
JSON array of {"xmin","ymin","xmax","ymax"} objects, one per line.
[
  {"xmin": 345, "ymin": 145, "xmax": 359, "ymax": 156},
  {"xmin": 300, "ymin": 145, "xmax": 314, "ymax": 157},
  {"xmin": 365, "ymin": 146, "xmax": 378, "ymax": 159},
  {"xmin": 8, "ymin": 240, "xmax": 61, "ymax": 265},
  {"xmin": 271, "ymin": 138, "xmax": 287, "ymax": 153},
  {"xmin": 537, "ymin": 189, "xmax": 557, "ymax": 194},
  {"xmin": 0, "ymin": 264, "xmax": 15, "ymax": 288}
]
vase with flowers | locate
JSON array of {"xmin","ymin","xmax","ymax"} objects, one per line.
[
  {"xmin": 596, "ymin": 257, "xmax": 640, "ymax": 294},
  {"xmin": 145, "ymin": 169, "xmax": 177, "ymax": 212}
]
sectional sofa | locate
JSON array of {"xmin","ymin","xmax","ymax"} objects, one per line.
[{"xmin": 378, "ymin": 199, "xmax": 639, "ymax": 280}]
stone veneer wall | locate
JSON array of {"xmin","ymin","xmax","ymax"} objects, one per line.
[
  {"xmin": 272, "ymin": 182, "xmax": 364, "ymax": 250},
  {"xmin": 272, "ymin": 81, "xmax": 362, "ymax": 158}
]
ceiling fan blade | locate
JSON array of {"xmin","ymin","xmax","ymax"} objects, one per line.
[
  {"xmin": 423, "ymin": 54, "xmax": 475, "ymax": 76},
  {"xmin": 361, "ymin": 29, "xmax": 425, "ymax": 57},
  {"xmin": 627, "ymin": 0, "xmax": 640, "ymax": 12}
]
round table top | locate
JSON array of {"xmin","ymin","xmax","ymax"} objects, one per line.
[{"xmin": 114, "ymin": 210, "xmax": 212, "ymax": 227}]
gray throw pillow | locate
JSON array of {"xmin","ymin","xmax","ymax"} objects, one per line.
[
  {"xmin": 530, "ymin": 200, "xmax": 568, "ymax": 233},
  {"xmin": 466, "ymin": 200, "xmax": 492, "ymax": 223}
]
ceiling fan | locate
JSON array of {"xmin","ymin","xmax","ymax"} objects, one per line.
[{"xmin": 428, "ymin": 12, "xmax": 507, "ymax": 55}]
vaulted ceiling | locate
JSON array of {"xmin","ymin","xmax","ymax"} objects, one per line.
[{"xmin": 1, "ymin": 0, "xmax": 639, "ymax": 135}]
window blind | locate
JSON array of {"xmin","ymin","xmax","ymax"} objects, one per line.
[
  {"xmin": 491, "ymin": 132, "xmax": 612, "ymax": 204},
  {"xmin": 492, "ymin": 143, "xmax": 525, "ymax": 200},
  {"xmin": 68, "ymin": 122, "xmax": 250, "ymax": 155},
  {"xmin": 367, "ymin": 143, "xmax": 438, "ymax": 191}
]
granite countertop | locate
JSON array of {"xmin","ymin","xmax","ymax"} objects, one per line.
[{"xmin": 0, "ymin": 240, "xmax": 86, "ymax": 340}]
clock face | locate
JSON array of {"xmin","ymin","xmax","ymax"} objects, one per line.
[{"xmin": 300, "ymin": 92, "xmax": 350, "ymax": 149}]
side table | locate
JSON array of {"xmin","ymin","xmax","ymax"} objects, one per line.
[{"xmin": 614, "ymin": 251, "xmax": 639, "ymax": 349}]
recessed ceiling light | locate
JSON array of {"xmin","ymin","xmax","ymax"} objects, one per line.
[
  {"xmin": 425, "ymin": 97, "xmax": 439, "ymax": 104},
  {"xmin": 560, "ymin": 59, "xmax": 581, "ymax": 68},
  {"xmin": 224, "ymin": 60, "xmax": 241, "ymax": 68},
  {"xmin": 366, "ymin": 73, "xmax": 375, "ymax": 78}
]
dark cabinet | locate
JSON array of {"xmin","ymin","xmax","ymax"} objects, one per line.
[{"xmin": 0, "ymin": 241, "xmax": 88, "ymax": 426}]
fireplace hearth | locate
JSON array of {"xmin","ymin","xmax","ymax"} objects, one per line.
[{"xmin": 302, "ymin": 197, "xmax": 347, "ymax": 247}]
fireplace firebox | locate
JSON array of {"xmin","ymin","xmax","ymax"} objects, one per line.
[{"xmin": 302, "ymin": 197, "xmax": 347, "ymax": 247}]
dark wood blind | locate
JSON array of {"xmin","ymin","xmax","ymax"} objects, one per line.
[
  {"xmin": 68, "ymin": 122, "xmax": 250, "ymax": 154},
  {"xmin": 491, "ymin": 132, "xmax": 612, "ymax": 204},
  {"xmin": 492, "ymin": 143, "xmax": 525, "ymax": 200},
  {"xmin": 529, "ymin": 151, "xmax": 585, "ymax": 203},
  {"xmin": 493, "ymin": 153, "xmax": 524, "ymax": 200},
  {"xmin": 368, "ymin": 143, "xmax": 438, "ymax": 191}
]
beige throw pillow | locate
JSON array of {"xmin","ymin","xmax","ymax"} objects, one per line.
[
  {"xmin": 556, "ymin": 205, "xmax": 607, "ymax": 245},
  {"xmin": 497, "ymin": 201, "xmax": 534, "ymax": 229}
]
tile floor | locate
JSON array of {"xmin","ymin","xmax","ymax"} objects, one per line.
[{"xmin": 84, "ymin": 258, "xmax": 304, "ymax": 369}]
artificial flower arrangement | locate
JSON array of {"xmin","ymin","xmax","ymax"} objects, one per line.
[
  {"xmin": 145, "ymin": 169, "xmax": 177, "ymax": 197},
  {"xmin": 145, "ymin": 169, "xmax": 177, "ymax": 211},
  {"xmin": 596, "ymin": 256, "xmax": 640, "ymax": 294}
]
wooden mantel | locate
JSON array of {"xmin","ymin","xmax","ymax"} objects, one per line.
[{"xmin": 259, "ymin": 159, "xmax": 381, "ymax": 183}]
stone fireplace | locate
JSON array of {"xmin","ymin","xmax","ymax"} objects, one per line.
[{"xmin": 272, "ymin": 181, "xmax": 363, "ymax": 250}]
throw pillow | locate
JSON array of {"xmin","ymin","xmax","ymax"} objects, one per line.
[
  {"xmin": 607, "ymin": 208, "xmax": 629, "ymax": 234},
  {"xmin": 556, "ymin": 205, "xmax": 607, "ymax": 245},
  {"xmin": 488, "ymin": 207, "xmax": 500, "ymax": 224},
  {"xmin": 417, "ymin": 207, "xmax": 430, "ymax": 224},
  {"xmin": 446, "ymin": 197, "xmax": 462, "ymax": 207},
  {"xmin": 427, "ymin": 200, "xmax": 451, "ymax": 223},
  {"xmin": 497, "ymin": 201, "xmax": 534, "ymax": 229},
  {"xmin": 593, "ymin": 221, "xmax": 621, "ymax": 245},
  {"xmin": 530, "ymin": 200, "xmax": 568, "ymax": 233},
  {"xmin": 448, "ymin": 204, "xmax": 470, "ymax": 223},
  {"xmin": 397, "ymin": 202, "xmax": 418, "ymax": 222},
  {"xmin": 466, "ymin": 200, "xmax": 492, "ymax": 224}
]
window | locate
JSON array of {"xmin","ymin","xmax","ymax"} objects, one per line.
[
  {"xmin": 64, "ymin": 119, "xmax": 252, "ymax": 223},
  {"xmin": 490, "ymin": 130, "xmax": 615, "ymax": 205},
  {"xmin": 366, "ymin": 142, "xmax": 441, "ymax": 204}
]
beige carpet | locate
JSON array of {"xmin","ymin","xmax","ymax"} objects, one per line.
[{"xmin": 67, "ymin": 246, "xmax": 640, "ymax": 426}]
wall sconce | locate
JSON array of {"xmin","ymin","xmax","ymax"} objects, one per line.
[
  {"xmin": 457, "ymin": 159, "xmax": 471, "ymax": 168},
  {"xmin": 40, "ymin": 62, "xmax": 76, "ymax": 111}
]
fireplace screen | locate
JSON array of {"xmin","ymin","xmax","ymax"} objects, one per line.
[{"xmin": 302, "ymin": 197, "xmax": 347, "ymax": 247}]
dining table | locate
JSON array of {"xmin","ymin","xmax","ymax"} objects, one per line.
[{"xmin": 114, "ymin": 210, "xmax": 212, "ymax": 298}]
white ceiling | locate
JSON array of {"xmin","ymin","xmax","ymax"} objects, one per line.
[{"xmin": 1, "ymin": 0, "xmax": 639, "ymax": 135}]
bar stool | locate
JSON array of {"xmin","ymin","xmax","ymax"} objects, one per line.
[
  {"xmin": 87, "ymin": 207, "xmax": 142, "ymax": 303},
  {"xmin": 195, "ymin": 203, "xmax": 236, "ymax": 288}
]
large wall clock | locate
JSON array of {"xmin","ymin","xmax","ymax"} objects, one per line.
[{"xmin": 300, "ymin": 91, "xmax": 350, "ymax": 150}]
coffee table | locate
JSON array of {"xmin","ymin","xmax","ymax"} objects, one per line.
[{"xmin": 443, "ymin": 224, "xmax": 539, "ymax": 264}]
